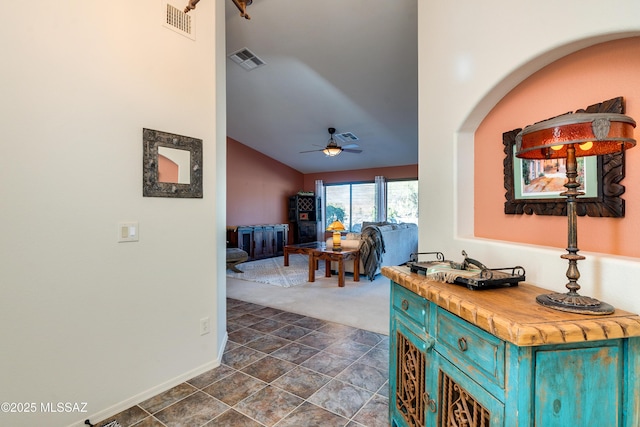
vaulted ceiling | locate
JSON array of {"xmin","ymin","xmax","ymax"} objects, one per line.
[{"xmin": 225, "ymin": 0, "xmax": 418, "ymax": 174}]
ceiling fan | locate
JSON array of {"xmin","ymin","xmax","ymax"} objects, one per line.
[{"xmin": 300, "ymin": 128, "xmax": 363, "ymax": 157}]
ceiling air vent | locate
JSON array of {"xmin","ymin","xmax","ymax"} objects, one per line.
[
  {"xmin": 228, "ymin": 48, "xmax": 266, "ymax": 71},
  {"xmin": 162, "ymin": 1, "xmax": 195, "ymax": 40},
  {"xmin": 335, "ymin": 132, "xmax": 359, "ymax": 142}
]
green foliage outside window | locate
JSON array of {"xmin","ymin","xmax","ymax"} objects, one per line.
[
  {"xmin": 387, "ymin": 180, "xmax": 418, "ymax": 224},
  {"xmin": 325, "ymin": 179, "xmax": 418, "ymax": 231},
  {"xmin": 326, "ymin": 205, "xmax": 345, "ymax": 225}
]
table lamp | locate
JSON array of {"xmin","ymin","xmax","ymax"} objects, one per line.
[
  {"xmin": 515, "ymin": 112, "xmax": 636, "ymax": 314},
  {"xmin": 327, "ymin": 220, "xmax": 346, "ymax": 251}
]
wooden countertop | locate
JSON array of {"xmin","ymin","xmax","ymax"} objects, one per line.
[{"xmin": 382, "ymin": 266, "xmax": 640, "ymax": 346}]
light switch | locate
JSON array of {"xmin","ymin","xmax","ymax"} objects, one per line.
[{"xmin": 118, "ymin": 222, "xmax": 139, "ymax": 242}]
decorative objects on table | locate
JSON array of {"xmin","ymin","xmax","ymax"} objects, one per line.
[
  {"xmin": 515, "ymin": 112, "xmax": 636, "ymax": 314},
  {"xmin": 143, "ymin": 128, "xmax": 203, "ymax": 198},
  {"xmin": 326, "ymin": 220, "xmax": 346, "ymax": 251},
  {"xmin": 407, "ymin": 250, "xmax": 525, "ymax": 290}
]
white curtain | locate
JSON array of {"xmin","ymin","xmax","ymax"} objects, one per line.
[
  {"xmin": 375, "ymin": 176, "xmax": 386, "ymax": 223},
  {"xmin": 315, "ymin": 179, "xmax": 325, "ymax": 240}
]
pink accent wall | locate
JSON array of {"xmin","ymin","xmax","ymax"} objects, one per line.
[
  {"xmin": 475, "ymin": 37, "xmax": 640, "ymax": 257},
  {"xmin": 227, "ymin": 138, "xmax": 418, "ymax": 228},
  {"xmin": 158, "ymin": 154, "xmax": 178, "ymax": 183},
  {"xmin": 227, "ymin": 137, "xmax": 304, "ymax": 226}
]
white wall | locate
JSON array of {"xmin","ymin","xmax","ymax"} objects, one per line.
[
  {"xmin": 418, "ymin": 1, "xmax": 640, "ymax": 313},
  {"xmin": 0, "ymin": 1, "xmax": 226, "ymax": 426}
]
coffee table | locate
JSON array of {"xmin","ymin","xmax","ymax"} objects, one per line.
[
  {"xmin": 283, "ymin": 241, "xmax": 325, "ymax": 266},
  {"xmin": 309, "ymin": 248, "xmax": 360, "ymax": 287}
]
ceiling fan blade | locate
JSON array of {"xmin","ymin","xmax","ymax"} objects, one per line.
[
  {"xmin": 343, "ymin": 148, "xmax": 363, "ymax": 153},
  {"xmin": 342, "ymin": 143, "xmax": 360, "ymax": 149},
  {"xmin": 299, "ymin": 149, "xmax": 324, "ymax": 153}
]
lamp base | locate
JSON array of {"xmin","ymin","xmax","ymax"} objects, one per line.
[
  {"xmin": 332, "ymin": 246, "xmax": 342, "ymax": 252},
  {"xmin": 536, "ymin": 293, "xmax": 614, "ymax": 315}
]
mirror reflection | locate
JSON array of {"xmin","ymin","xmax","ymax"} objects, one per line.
[
  {"xmin": 158, "ymin": 146, "xmax": 191, "ymax": 184},
  {"xmin": 143, "ymin": 128, "xmax": 202, "ymax": 198}
]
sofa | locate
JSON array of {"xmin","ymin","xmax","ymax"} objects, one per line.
[{"xmin": 327, "ymin": 222, "xmax": 418, "ymax": 280}]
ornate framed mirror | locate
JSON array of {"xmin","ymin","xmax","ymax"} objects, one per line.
[{"xmin": 143, "ymin": 128, "xmax": 203, "ymax": 198}]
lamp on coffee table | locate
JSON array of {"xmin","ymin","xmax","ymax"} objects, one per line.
[{"xmin": 326, "ymin": 220, "xmax": 346, "ymax": 251}]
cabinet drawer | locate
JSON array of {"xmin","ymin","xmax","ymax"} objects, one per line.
[
  {"xmin": 392, "ymin": 283, "xmax": 428, "ymax": 330},
  {"xmin": 436, "ymin": 308, "xmax": 505, "ymax": 388}
]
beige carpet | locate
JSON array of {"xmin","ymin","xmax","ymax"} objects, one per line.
[{"xmin": 226, "ymin": 259, "xmax": 391, "ymax": 335}]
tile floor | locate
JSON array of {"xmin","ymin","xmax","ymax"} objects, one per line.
[{"xmin": 96, "ymin": 298, "xmax": 390, "ymax": 427}]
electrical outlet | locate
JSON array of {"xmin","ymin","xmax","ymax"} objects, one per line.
[{"xmin": 200, "ymin": 317, "xmax": 210, "ymax": 335}]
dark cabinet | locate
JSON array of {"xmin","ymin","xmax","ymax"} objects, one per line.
[
  {"xmin": 227, "ymin": 224, "xmax": 288, "ymax": 260},
  {"xmin": 289, "ymin": 194, "xmax": 321, "ymax": 243},
  {"xmin": 253, "ymin": 226, "xmax": 267, "ymax": 257},
  {"xmin": 236, "ymin": 227, "xmax": 253, "ymax": 254}
]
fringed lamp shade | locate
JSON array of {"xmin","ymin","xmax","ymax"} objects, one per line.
[{"xmin": 515, "ymin": 112, "xmax": 636, "ymax": 315}]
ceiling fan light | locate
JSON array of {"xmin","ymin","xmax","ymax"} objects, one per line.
[{"xmin": 323, "ymin": 147, "xmax": 342, "ymax": 157}]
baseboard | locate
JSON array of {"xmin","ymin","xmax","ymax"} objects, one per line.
[{"xmin": 69, "ymin": 332, "xmax": 228, "ymax": 427}]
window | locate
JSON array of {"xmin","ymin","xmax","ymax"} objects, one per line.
[
  {"xmin": 324, "ymin": 179, "xmax": 418, "ymax": 232},
  {"xmin": 325, "ymin": 183, "xmax": 375, "ymax": 232},
  {"xmin": 387, "ymin": 180, "xmax": 419, "ymax": 224}
]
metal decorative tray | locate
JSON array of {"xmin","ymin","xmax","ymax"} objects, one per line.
[{"xmin": 406, "ymin": 251, "xmax": 525, "ymax": 290}]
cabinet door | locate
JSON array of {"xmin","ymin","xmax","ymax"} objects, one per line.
[
  {"xmin": 252, "ymin": 227, "xmax": 265, "ymax": 259},
  {"xmin": 298, "ymin": 221, "xmax": 317, "ymax": 243},
  {"xmin": 429, "ymin": 356, "xmax": 504, "ymax": 427},
  {"xmin": 238, "ymin": 228, "xmax": 253, "ymax": 259},
  {"xmin": 274, "ymin": 225, "xmax": 287, "ymax": 255},
  {"xmin": 262, "ymin": 226, "xmax": 275, "ymax": 257},
  {"xmin": 390, "ymin": 317, "xmax": 435, "ymax": 427},
  {"xmin": 533, "ymin": 343, "xmax": 623, "ymax": 426}
]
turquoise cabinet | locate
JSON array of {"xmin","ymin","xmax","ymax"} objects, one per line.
[{"xmin": 387, "ymin": 273, "xmax": 640, "ymax": 427}]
